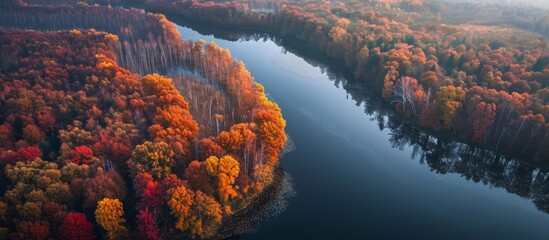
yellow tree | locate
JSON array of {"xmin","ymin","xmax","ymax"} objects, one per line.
[
  {"xmin": 254, "ymin": 107, "xmax": 287, "ymax": 164},
  {"xmin": 216, "ymin": 123, "xmax": 256, "ymax": 174},
  {"xmin": 203, "ymin": 156, "xmax": 220, "ymax": 176},
  {"xmin": 128, "ymin": 141, "xmax": 174, "ymax": 181},
  {"xmin": 434, "ymin": 86, "xmax": 465, "ymax": 130},
  {"xmin": 217, "ymin": 155, "xmax": 240, "ymax": 204},
  {"xmin": 202, "ymin": 155, "xmax": 240, "ymax": 213},
  {"xmin": 95, "ymin": 198, "xmax": 126, "ymax": 240},
  {"xmin": 167, "ymin": 185, "xmax": 194, "ymax": 232},
  {"xmin": 190, "ymin": 191, "xmax": 222, "ymax": 239}
]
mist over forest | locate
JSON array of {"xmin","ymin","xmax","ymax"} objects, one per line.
[{"xmin": 443, "ymin": 0, "xmax": 549, "ymax": 9}]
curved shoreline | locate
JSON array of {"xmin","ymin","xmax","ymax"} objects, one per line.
[
  {"xmin": 119, "ymin": 1, "xmax": 279, "ymax": 36},
  {"xmin": 213, "ymin": 135, "xmax": 294, "ymax": 239}
]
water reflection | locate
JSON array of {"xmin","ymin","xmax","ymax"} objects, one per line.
[{"xmin": 179, "ymin": 20, "xmax": 549, "ymax": 216}]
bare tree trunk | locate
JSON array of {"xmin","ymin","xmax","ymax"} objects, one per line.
[
  {"xmin": 535, "ymin": 131, "xmax": 549, "ymax": 158},
  {"xmin": 496, "ymin": 127, "xmax": 507, "ymax": 151}
]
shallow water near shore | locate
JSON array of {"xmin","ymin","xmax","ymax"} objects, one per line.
[{"xmin": 171, "ymin": 22, "xmax": 549, "ymax": 239}]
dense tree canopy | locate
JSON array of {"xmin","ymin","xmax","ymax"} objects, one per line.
[{"xmin": 0, "ymin": 1, "xmax": 288, "ymax": 238}]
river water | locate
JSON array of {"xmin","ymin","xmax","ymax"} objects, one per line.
[{"xmin": 172, "ymin": 22, "xmax": 549, "ymax": 239}]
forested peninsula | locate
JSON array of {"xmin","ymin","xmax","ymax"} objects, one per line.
[{"xmin": 0, "ymin": 1, "xmax": 287, "ymax": 239}]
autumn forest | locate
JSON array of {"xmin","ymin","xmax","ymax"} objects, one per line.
[
  {"xmin": 0, "ymin": 1, "xmax": 286, "ymax": 239},
  {"xmin": 0, "ymin": 0, "xmax": 549, "ymax": 239}
]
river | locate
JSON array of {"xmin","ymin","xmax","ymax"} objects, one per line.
[{"xmin": 169, "ymin": 20, "xmax": 549, "ymax": 239}]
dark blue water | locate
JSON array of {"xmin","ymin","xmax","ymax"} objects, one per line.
[{"xmin": 175, "ymin": 24, "xmax": 549, "ymax": 239}]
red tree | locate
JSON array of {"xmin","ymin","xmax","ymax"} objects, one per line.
[
  {"xmin": 141, "ymin": 181, "xmax": 163, "ymax": 213},
  {"xmin": 137, "ymin": 208, "xmax": 162, "ymax": 240},
  {"xmin": 70, "ymin": 146, "xmax": 94, "ymax": 165},
  {"xmin": 17, "ymin": 146, "xmax": 42, "ymax": 161},
  {"xmin": 58, "ymin": 212, "xmax": 95, "ymax": 240}
]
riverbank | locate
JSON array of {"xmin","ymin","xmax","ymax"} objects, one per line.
[
  {"xmin": 212, "ymin": 135, "xmax": 294, "ymax": 239},
  {"xmin": 119, "ymin": 0, "xmax": 279, "ymax": 35}
]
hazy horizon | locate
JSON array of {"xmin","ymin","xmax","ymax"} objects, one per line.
[{"xmin": 440, "ymin": 0, "xmax": 549, "ymax": 9}]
